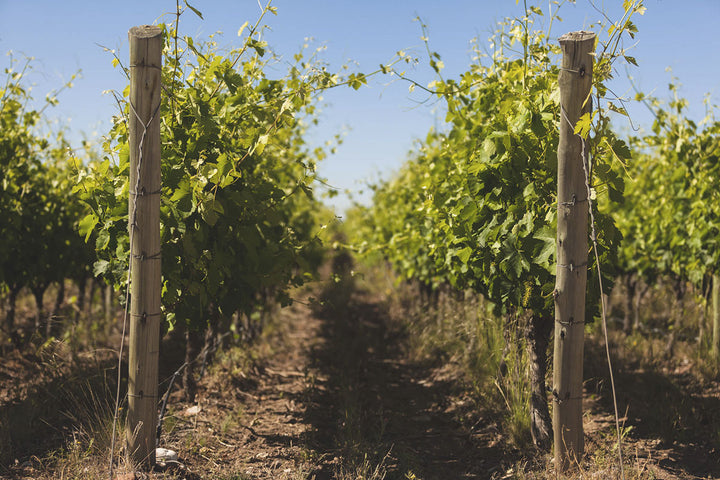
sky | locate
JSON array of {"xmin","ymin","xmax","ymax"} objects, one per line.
[{"xmin": 1, "ymin": 0, "xmax": 718, "ymax": 213}]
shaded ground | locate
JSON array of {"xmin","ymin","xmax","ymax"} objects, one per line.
[
  {"xmin": 0, "ymin": 286, "xmax": 121, "ymax": 473},
  {"xmin": 0, "ymin": 347, "xmax": 118, "ymax": 464},
  {"xmin": 2, "ymin": 273, "xmax": 719, "ymax": 479},
  {"xmin": 584, "ymin": 335, "xmax": 720, "ymax": 480},
  {"xmin": 148, "ymin": 275, "xmax": 517, "ymax": 479},
  {"xmin": 304, "ymin": 276, "xmax": 514, "ymax": 480}
]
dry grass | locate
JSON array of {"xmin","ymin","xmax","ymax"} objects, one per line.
[
  {"xmin": 359, "ymin": 262, "xmax": 534, "ymax": 451},
  {"xmin": 0, "ymin": 349, "xmax": 127, "ymax": 479}
]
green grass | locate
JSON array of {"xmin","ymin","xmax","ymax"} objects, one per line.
[{"xmin": 363, "ymin": 265, "xmax": 534, "ymax": 449}]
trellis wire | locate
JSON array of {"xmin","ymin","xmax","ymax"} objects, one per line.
[{"xmin": 561, "ymin": 107, "xmax": 625, "ymax": 479}]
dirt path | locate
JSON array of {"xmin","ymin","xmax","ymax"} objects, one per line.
[
  {"xmin": 161, "ymin": 275, "xmax": 513, "ymax": 480},
  {"xmin": 5, "ymin": 271, "xmax": 718, "ymax": 479},
  {"xmin": 304, "ymin": 277, "xmax": 510, "ymax": 479},
  {"xmin": 173, "ymin": 274, "xmax": 720, "ymax": 480},
  {"xmin": 164, "ymin": 292, "xmax": 325, "ymax": 479}
]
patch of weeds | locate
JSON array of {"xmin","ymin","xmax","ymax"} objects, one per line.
[
  {"xmin": 60, "ymin": 379, "xmax": 118, "ymax": 459},
  {"xmin": 335, "ymin": 451, "xmax": 390, "ymax": 480},
  {"xmin": 374, "ymin": 270, "xmax": 534, "ymax": 449},
  {"xmin": 214, "ymin": 474, "xmax": 252, "ymax": 480},
  {"xmin": 0, "ymin": 409, "xmax": 13, "ymax": 465},
  {"xmin": 161, "ymin": 407, "xmax": 179, "ymax": 437},
  {"xmin": 220, "ymin": 404, "xmax": 244, "ymax": 435}
]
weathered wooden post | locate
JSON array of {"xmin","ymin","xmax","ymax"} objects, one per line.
[
  {"xmin": 127, "ymin": 24, "xmax": 162, "ymax": 469},
  {"xmin": 553, "ymin": 30, "xmax": 595, "ymax": 471},
  {"xmin": 712, "ymin": 274, "xmax": 720, "ymax": 358}
]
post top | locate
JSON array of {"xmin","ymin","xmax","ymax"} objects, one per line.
[
  {"xmin": 558, "ymin": 31, "xmax": 596, "ymax": 43},
  {"xmin": 129, "ymin": 25, "xmax": 163, "ymax": 39}
]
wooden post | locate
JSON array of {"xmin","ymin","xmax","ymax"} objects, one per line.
[
  {"xmin": 127, "ymin": 24, "xmax": 162, "ymax": 469},
  {"xmin": 553, "ymin": 30, "xmax": 595, "ymax": 471},
  {"xmin": 712, "ymin": 274, "xmax": 720, "ymax": 359},
  {"xmin": 105, "ymin": 283, "xmax": 113, "ymax": 326}
]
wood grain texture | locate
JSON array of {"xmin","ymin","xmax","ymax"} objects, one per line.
[
  {"xmin": 126, "ymin": 24, "xmax": 162, "ymax": 470},
  {"xmin": 553, "ymin": 30, "xmax": 595, "ymax": 471}
]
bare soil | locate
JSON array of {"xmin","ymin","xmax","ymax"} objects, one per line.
[{"xmin": 1, "ymin": 274, "xmax": 719, "ymax": 479}]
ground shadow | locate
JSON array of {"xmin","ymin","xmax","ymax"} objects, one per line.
[
  {"xmin": 0, "ymin": 328, "xmax": 191, "ymax": 477},
  {"xmin": 0, "ymin": 351, "xmax": 119, "ymax": 474},
  {"xmin": 304, "ymin": 275, "xmax": 517, "ymax": 480},
  {"xmin": 584, "ymin": 339, "xmax": 720, "ymax": 479}
]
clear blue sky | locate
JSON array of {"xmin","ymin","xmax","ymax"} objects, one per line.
[{"xmin": 1, "ymin": 0, "xmax": 718, "ymax": 212}]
